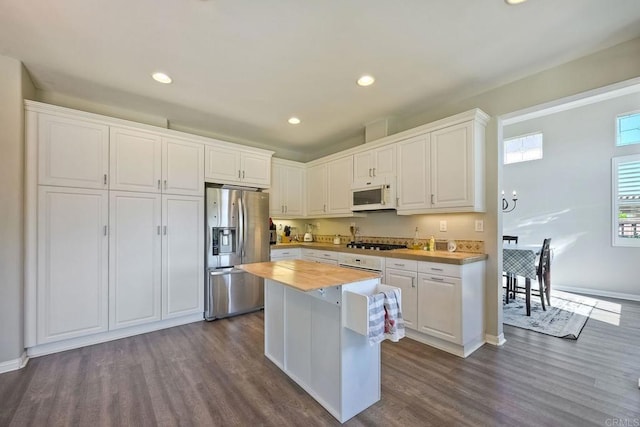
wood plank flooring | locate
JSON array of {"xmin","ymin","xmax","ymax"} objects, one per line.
[{"xmin": 1, "ymin": 296, "xmax": 639, "ymax": 426}]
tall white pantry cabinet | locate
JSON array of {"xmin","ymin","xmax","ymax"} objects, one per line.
[{"xmin": 25, "ymin": 102, "xmax": 205, "ymax": 354}]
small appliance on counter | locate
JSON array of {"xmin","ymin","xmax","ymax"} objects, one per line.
[{"xmin": 303, "ymin": 224, "xmax": 313, "ymax": 242}]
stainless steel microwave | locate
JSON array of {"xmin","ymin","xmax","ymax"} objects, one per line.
[{"xmin": 350, "ymin": 176, "xmax": 396, "ymax": 211}]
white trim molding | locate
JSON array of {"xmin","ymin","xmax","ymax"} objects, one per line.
[
  {"xmin": 553, "ymin": 286, "xmax": 640, "ymax": 302},
  {"xmin": 485, "ymin": 333, "xmax": 506, "ymax": 347},
  {"xmin": 0, "ymin": 352, "xmax": 29, "ymax": 374}
]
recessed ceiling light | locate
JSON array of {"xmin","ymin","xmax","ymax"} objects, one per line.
[
  {"xmin": 288, "ymin": 117, "xmax": 301, "ymax": 125},
  {"xmin": 357, "ymin": 75, "xmax": 375, "ymax": 87},
  {"xmin": 505, "ymin": 0, "xmax": 527, "ymax": 4},
  {"xmin": 152, "ymin": 72, "xmax": 172, "ymax": 84}
]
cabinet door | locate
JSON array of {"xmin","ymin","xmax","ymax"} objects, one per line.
[
  {"xmin": 373, "ymin": 145, "xmax": 396, "ymax": 177},
  {"xmin": 353, "ymin": 151, "xmax": 374, "ymax": 183},
  {"xmin": 269, "ymin": 163, "xmax": 285, "ymax": 216},
  {"xmin": 417, "ymin": 273, "xmax": 461, "ymax": 344},
  {"xmin": 327, "ymin": 157, "xmax": 352, "ymax": 214},
  {"xmin": 205, "ymin": 145, "xmax": 241, "ymax": 184},
  {"xmin": 38, "ymin": 114, "xmax": 109, "ymax": 189},
  {"xmin": 430, "ymin": 122, "xmax": 473, "ymax": 208},
  {"xmin": 162, "ymin": 137, "xmax": 204, "ymax": 196},
  {"xmin": 162, "ymin": 195, "xmax": 204, "ymax": 319},
  {"xmin": 37, "ymin": 186, "xmax": 109, "ymax": 344},
  {"xmin": 307, "ymin": 163, "xmax": 327, "ymax": 216},
  {"xmin": 283, "ymin": 166, "xmax": 304, "ymax": 216},
  {"xmin": 396, "ymin": 134, "xmax": 430, "ymax": 211},
  {"xmin": 384, "ymin": 268, "xmax": 418, "ymax": 330},
  {"xmin": 241, "ymin": 152, "xmax": 271, "ymax": 188},
  {"xmin": 109, "ymin": 192, "xmax": 162, "ymax": 330},
  {"xmin": 110, "ymin": 127, "xmax": 162, "ymax": 192}
]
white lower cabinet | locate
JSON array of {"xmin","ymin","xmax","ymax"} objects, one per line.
[
  {"xmin": 109, "ymin": 192, "xmax": 162, "ymax": 330},
  {"xmin": 384, "ymin": 268, "xmax": 418, "ymax": 330},
  {"xmin": 37, "ymin": 186, "xmax": 109, "ymax": 344},
  {"xmin": 162, "ymin": 194, "xmax": 204, "ymax": 319},
  {"xmin": 270, "ymin": 248, "xmax": 301, "ymax": 261},
  {"xmin": 416, "ymin": 273, "xmax": 462, "ymax": 343}
]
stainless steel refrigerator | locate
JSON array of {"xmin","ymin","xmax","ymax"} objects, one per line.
[{"xmin": 205, "ymin": 185, "xmax": 269, "ymax": 320}]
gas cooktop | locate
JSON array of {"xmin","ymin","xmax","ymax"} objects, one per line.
[{"xmin": 345, "ymin": 242, "xmax": 407, "ymax": 251}]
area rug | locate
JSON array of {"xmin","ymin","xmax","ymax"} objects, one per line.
[{"xmin": 503, "ymin": 290, "xmax": 597, "ymax": 339}]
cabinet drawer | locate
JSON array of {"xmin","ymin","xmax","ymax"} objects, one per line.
[
  {"xmin": 385, "ymin": 258, "xmax": 417, "ymax": 271},
  {"xmin": 418, "ymin": 261, "xmax": 461, "ymax": 278},
  {"xmin": 302, "ymin": 249, "xmax": 338, "ymax": 260},
  {"xmin": 271, "ymin": 248, "xmax": 300, "ymax": 260}
]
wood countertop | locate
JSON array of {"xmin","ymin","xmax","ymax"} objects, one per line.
[
  {"xmin": 237, "ymin": 259, "xmax": 380, "ymax": 292},
  {"xmin": 271, "ymin": 243, "xmax": 487, "ymax": 265}
]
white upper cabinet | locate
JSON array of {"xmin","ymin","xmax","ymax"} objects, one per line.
[
  {"xmin": 396, "ymin": 112, "xmax": 487, "ymax": 214},
  {"xmin": 162, "ymin": 137, "xmax": 204, "ymax": 196},
  {"xmin": 306, "ymin": 163, "xmax": 327, "ymax": 216},
  {"xmin": 353, "ymin": 144, "xmax": 396, "ymax": 185},
  {"xmin": 327, "ymin": 156, "xmax": 353, "ymax": 214},
  {"xmin": 38, "ymin": 114, "xmax": 109, "ymax": 189},
  {"xmin": 306, "ymin": 156, "xmax": 356, "ymax": 217},
  {"xmin": 109, "ymin": 127, "xmax": 162, "ymax": 193},
  {"xmin": 270, "ymin": 159, "xmax": 305, "ymax": 217},
  {"xmin": 430, "ymin": 121, "xmax": 478, "ymax": 209},
  {"xmin": 396, "ymin": 134, "xmax": 431, "ymax": 212},
  {"xmin": 205, "ymin": 144, "xmax": 272, "ymax": 188}
]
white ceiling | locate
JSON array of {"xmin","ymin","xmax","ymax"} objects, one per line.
[{"xmin": 2, "ymin": 0, "xmax": 640, "ymax": 160}]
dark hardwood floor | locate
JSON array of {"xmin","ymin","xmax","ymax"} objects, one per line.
[{"xmin": 1, "ymin": 296, "xmax": 639, "ymax": 426}]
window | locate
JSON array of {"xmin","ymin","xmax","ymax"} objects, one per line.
[
  {"xmin": 504, "ymin": 132, "xmax": 543, "ymax": 165},
  {"xmin": 612, "ymin": 154, "xmax": 640, "ymax": 247},
  {"xmin": 616, "ymin": 111, "xmax": 640, "ymax": 146}
]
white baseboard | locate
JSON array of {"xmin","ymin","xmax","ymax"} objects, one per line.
[
  {"xmin": 27, "ymin": 313, "xmax": 203, "ymax": 358},
  {"xmin": 485, "ymin": 333, "xmax": 506, "ymax": 346},
  {"xmin": 0, "ymin": 351, "xmax": 29, "ymax": 374},
  {"xmin": 554, "ymin": 286, "xmax": 640, "ymax": 302}
]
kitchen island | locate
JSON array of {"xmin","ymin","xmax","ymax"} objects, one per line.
[{"xmin": 238, "ymin": 259, "xmax": 399, "ymax": 423}]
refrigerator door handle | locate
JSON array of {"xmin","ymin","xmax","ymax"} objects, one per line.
[{"xmin": 238, "ymin": 197, "xmax": 244, "ymax": 257}]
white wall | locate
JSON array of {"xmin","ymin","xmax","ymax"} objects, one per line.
[
  {"xmin": 504, "ymin": 92, "xmax": 640, "ymax": 298},
  {"xmin": 0, "ymin": 56, "xmax": 35, "ymax": 364}
]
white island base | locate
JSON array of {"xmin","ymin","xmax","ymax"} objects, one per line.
[{"xmin": 264, "ymin": 277, "xmax": 391, "ymax": 423}]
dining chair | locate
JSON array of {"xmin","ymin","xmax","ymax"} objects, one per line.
[
  {"xmin": 502, "ymin": 235, "xmax": 518, "ymax": 302},
  {"xmin": 512, "ymin": 238, "xmax": 551, "ymax": 315}
]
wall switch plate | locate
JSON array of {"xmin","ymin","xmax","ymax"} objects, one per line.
[
  {"xmin": 439, "ymin": 220, "xmax": 447, "ymax": 232},
  {"xmin": 475, "ymin": 220, "xmax": 484, "ymax": 232}
]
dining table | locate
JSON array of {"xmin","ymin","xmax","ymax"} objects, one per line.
[{"xmin": 503, "ymin": 244, "xmax": 551, "ymax": 316}]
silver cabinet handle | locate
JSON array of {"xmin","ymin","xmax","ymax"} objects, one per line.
[
  {"xmin": 163, "ymin": 226, "xmax": 167, "ymax": 235},
  {"xmin": 368, "ymin": 168, "xmax": 372, "ymax": 177},
  {"xmin": 103, "ymin": 174, "xmax": 107, "ymax": 185},
  {"xmin": 395, "ymin": 263, "xmax": 405, "ymax": 267},
  {"xmin": 164, "ymin": 180, "xmax": 167, "ymax": 190},
  {"xmin": 157, "ymin": 225, "xmax": 161, "ymax": 235},
  {"xmin": 242, "ymin": 170, "xmax": 245, "ymax": 179},
  {"xmin": 430, "ymin": 276, "xmax": 444, "ymax": 281},
  {"xmin": 411, "ymin": 277, "xmax": 415, "ymax": 288},
  {"xmin": 157, "ymin": 179, "xmax": 161, "ymax": 190},
  {"xmin": 103, "ymin": 225, "xmax": 108, "ymax": 236},
  {"xmin": 238, "ymin": 170, "xmax": 241, "ymax": 178},
  {"xmin": 373, "ymin": 167, "xmax": 376, "ymax": 177},
  {"xmin": 323, "ymin": 204, "xmax": 326, "ymax": 212},
  {"xmin": 430, "ymin": 267, "xmax": 443, "ymax": 272},
  {"xmin": 396, "ymin": 197, "xmax": 399, "ymax": 206},
  {"xmin": 431, "ymin": 194, "xmax": 434, "ymax": 204}
]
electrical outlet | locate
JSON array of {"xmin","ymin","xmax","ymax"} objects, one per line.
[
  {"xmin": 439, "ymin": 220, "xmax": 447, "ymax": 232},
  {"xmin": 475, "ymin": 220, "xmax": 484, "ymax": 232}
]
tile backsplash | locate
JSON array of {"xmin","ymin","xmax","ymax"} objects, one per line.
[{"xmin": 312, "ymin": 234, "xmax": 484, "ymax": 254}]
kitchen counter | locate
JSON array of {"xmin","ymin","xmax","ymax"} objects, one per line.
[
  {"xmin": 271, "ymin": 242, "xmax": 487, "ymax": 265},
  {"xmin": 240, "ymin": 258, "xmax": 388, "ymax": 423},
  {"xmin": 237, "ymin": 259, "xmax": 379, "ymax": 292}
]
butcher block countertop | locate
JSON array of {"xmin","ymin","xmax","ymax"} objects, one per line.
[
  {"xmin": 237, "ymin": 259, "xmax": 380, "ymax": 292},
  {"xmin": 271, "ymin": 242, "xmax": 487, "ymax": 265}
]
